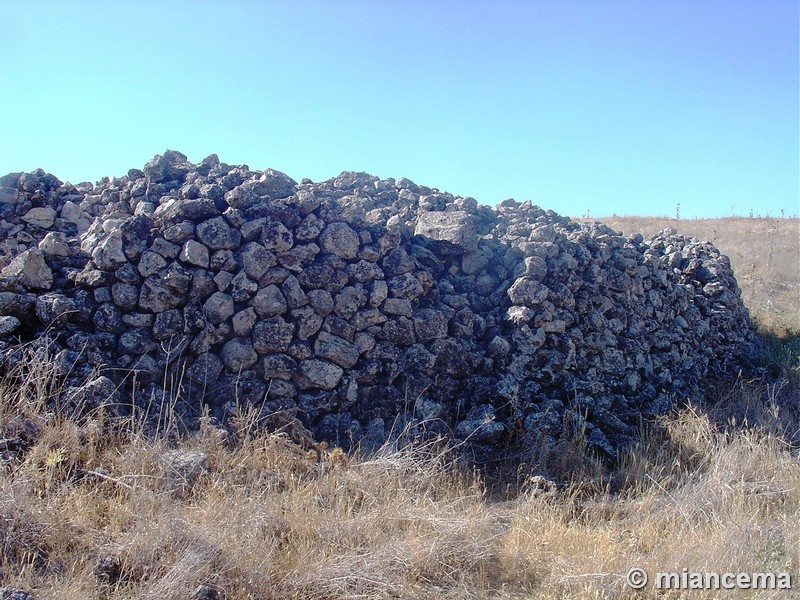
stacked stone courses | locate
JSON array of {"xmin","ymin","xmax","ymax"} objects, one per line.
[{"xmin": 0, "ymin": 151, "xmax": 757, "ymax": 455}]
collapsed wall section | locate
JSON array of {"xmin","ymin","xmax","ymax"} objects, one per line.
[{"xmin": 0, "ymin": 151, "xmax": 757, "ymax": 455}]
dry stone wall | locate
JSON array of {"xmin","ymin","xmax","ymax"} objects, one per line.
[{"xmin": 0, "ymin": 151, "xmax": 757, "ymax": 456}]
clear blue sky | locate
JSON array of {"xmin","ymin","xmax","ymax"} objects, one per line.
[{"xmin": 2, "ymin": 1, "xmax": 798, "ymax": 218}]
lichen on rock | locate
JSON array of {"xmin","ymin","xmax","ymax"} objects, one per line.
[{"xmin": 0, "ymin": 151, "xmax": 759, "ymax": 457}]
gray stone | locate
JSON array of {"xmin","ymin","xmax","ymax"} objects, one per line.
[
  {"xmin": 252, "ymin": 285, "xmax": 287, "ymax": 317},
  {"xmin": 334, "ymin": 286, "xmax": 367, "ymax": 320},
  {"xmin": 1, "ymin": 249, "xmax": 53, "ymax": 289},
  {"xmin": 319, "ymin": 222, "xmax": 360, "ymax": 259},
  {"xmin": 122, "ymin": 312, "xmax": 154, "ymax": 327},
  {"xmin": 38, "ymin": 231, "xmax": 70, "ymax": 256},
  {"xmin": 150, "ymin": 237, "xmax": 180, "ymax": 259},
  {"xmin": 413, "ymin": 308, "xmax": 449, "ymax": 342},
  {"xmin": 415, "ymin": 210, "xmax": 477, "ymax": 254},
  {"xmin": 221, "ymin": 338, "xmax": 258, "ymax": 372},
  {"xmin": 292, "ymin": 306, "xmax": 323, "ymax": 340},
  {"xmin": 232, "ymin": 307, "xmax": 257, "ymax": 336},
  {"xmin": 507, "ymin": 276, "xmax": 549, "ymax": 306},
  {"xmin": 0, "ymin": 292, "xmax": 34, "ymax": 319},
  {"xmin": 261, "ymin": 220, "xmax": 294, "ymax": 252},
  {"xmin": 277, "ymin": 243, "xmax": 319, "ymax": 272},
  {"xmin": 213, "ymin": 270, "xmax": 233, "ymax": 292},
  {"xmin": 260, "ymin": 353, "xmax": 297, "ymax": 380},
  {"xmin": 253, "ymin": 317, "xmax": 294, "ymax": 353},
  {"xmin": 60, "ymin": 199, "xmax": 83, "ymax": 222},
  {"xmin": 163, "ymin": 221, "xmax": 195, "ymax": 243},
  {"xmin": 179, "ymin": 239, "xmax": 210, "ymax": 268},
  {"xmin": 203, "ymin": 292, "xmax": 234, "ymax": 324},
  {"xmin": 119, "ymin": 328, "xmax": 157, "ymax": 354},
  {"xmin": 0, "ymin": 315, "xmax": 20, "ymax": 336},
  {"xmin": 295, "ymin": 213, "xmax": 324, "ymax": 240},
  {"xmin": 314, "ymin": 331, "xmax": 360, "ymax": 368},
  {"xmin": 196, "ymin": 216, "xmax": 241, "ymax": 250},
  {"xmin": 297, "ymin": 358, "xmax": 344, "ymax": 390},
  {"xmin": 281, "ymin": 275, "xmax": 307, "ymax": 309},
  {"xmin": 237, "ymin": 242, "xmax": 276, "ymax": 280},
  {"xmin": 187, "ymin": 352, "xmax": 224, "ymax": 386},
  {"xmin": 160, "ymin": 448, "xmax": 209, "ymax": 492},
  {"xmin": 0, "ymin": 188, "xmax": 19, "ymax": 204},
  {"xmin": 153, "ymin": 309, "xmax": 184, "ymax": 340},
  {"xmin": 139, "ymin": 276, "xmax": 186, "ymax": 313},
  {"xmin": 111, "ymin": 282, "xmax": 139, "ymax": 311},
  {"xmin": 91, "ymin": 230, "xmax": 127, "ymax": 271},
  {"xmin": 308, "ymin": 289, "xmax": 334, "ymax": 315},
  {"xmin": 231, "ymin": 271, "xmax": 258, "ymax": 302},
  {"xmin": 22, "ymin": 206, "xmax": 56, "ymax": 228}
]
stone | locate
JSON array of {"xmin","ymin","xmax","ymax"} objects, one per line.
[
  {"xmin": 139, "ymin": 276, "xmax": 186, "ymax": 312},
  {"xmin": 0, "ymin": 316, "xmax": 20, "ymax": 336},
  {"xmin": 314, "ymin": 331, "xmax": 360, "ymax": 368},
  {"xmin": 0, "ymin": 188, "xmax": 19, "ymax": 204},
  {"xmin": 111, "ymin": 282, "xmax": 139, "ymax": 311},
  {"xmin": 22, "ymin": 206, "xmax": 56, "ymax": 228},
  {"xmin": 221, "ymin": 338, "xmax": 258, "ymax": 372},
  {"xmin": 118, "ymin": 328, "xmax": 157, "ymax": 354},
  {"xmin": 252, "ymin": 317, "xmax": 294, "ymax": 353},
  {"xmin": 232, "ymin": 307, "xmax": 257, "ymax": 336},
  {"xmin": 261, "ymin": 220, "xmax": 294, "ymax": 252},
  {"xmin": 91, "ymin": 230, "xmax": 128, "ymax": 271},
  {"xmin": 160, "ymin": 448, "xmax": 209, "ymax": 492},
  {"xmin": 415, "ymin": 210, "xmax": 477, "ymax": 254},
  {"xmin": 1, "ymin": 249, "xmax": 53, "ymax": 289},
  {"xmin": 203, "ymin": 292, "xmax": 234, "ymax": 324},
  {"xmin": 187, "ymin": 352, "xmax": 224, "ymax": 386},
  {"xmin": 260, "ymin": 353, "xmax": 297, "ymax": 380},
  {"xmin": 143, "ymin": 150, "xmax": 189, "ymax": 183},
  {"xmin": 252, "ymin": 284, "xmax": 287, "ymax": 317},
  {"xmin": 507, "ymin": 276, "xmax": 549, "ymax": 306},
  {"xmin": 38, "ymin": 231, "xmax": 70, "ymax": 256},
  {"xmin": 0, "ymin": 586, "xmax": 34, "ymax": 600},
  {"xmin": 196, "ymin": 216, "xmax": 241, "ymax": 250},
  {"xmin": 297, "ymin": 359, "xmax": 344, "ymax": 390},
  {"xmin": 0, "ymin": 292, "xmax": 34, "ymax": 319},
  {"xmin": 292, "ymin": 306, "xmax": 323, "ymax": 340},
  {"xmin": 237, "ymin": 242, "xmax": 276, "ymax": 280},
  {"xmin": 153, "ymin": 309, "xmax": 184, "ymax": 340},
  {"xmin": 230, "ymin": 271, "xmax": 258, "ymax": 302},
  {"xmin": 150, "ymin": 237, "xmax": 180, "ymax": 259},
  {"xmin": 454, "ymin": 404, "xmax": 505, "ymax": 443},
  {"xmin": 281, "ymin": 275, "xmax": 307, "ymax": 309},
  {"xmin": 179, "ymin": 239, "xmax": 210, "ymax": 268},
  {"xmin": 319, "ymin": 222, "xmax": 360, "ymax": 259},
  {"xmin": 413, "ymin": 308, "xmax": 449, "ymax": 341}
]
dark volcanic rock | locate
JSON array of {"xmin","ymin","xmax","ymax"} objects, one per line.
[{"xmin": 0, "ymin": 151, "xmax": 759, "ymax": 460}]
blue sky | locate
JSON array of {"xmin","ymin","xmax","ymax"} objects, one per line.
[{"xmin": 1, "ymin": 1, "xmax": 797, "ymax": 218}]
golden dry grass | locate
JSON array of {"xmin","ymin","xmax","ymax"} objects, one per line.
[{"xmin": 0, "ymin": 337, "xmax": 798, "ymax": 600}]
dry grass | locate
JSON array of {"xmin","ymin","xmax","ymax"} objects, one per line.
[
  {"xmin": 0, "ymin": 335, "xmax": 798, "ymax": 599},
  {"xmin": 574, "ymin": 216, "xmax": 799, "ymax": 335},
  {"xmin": 0, "ymin": 216, "xmax": 798, "ymax": 599}
]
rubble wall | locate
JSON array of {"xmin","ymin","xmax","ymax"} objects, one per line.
[{"xmin": 0, "ymin": 151, "xmax": 757, "ymax": 455}]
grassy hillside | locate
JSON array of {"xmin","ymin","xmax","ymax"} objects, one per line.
[
  {"xmin": 0, "ymin": 217, "xmax": 798, "ymax": 599},
  {"xmin": 575, "ymin": 216, "xmax": 799, "ymax": 335}
]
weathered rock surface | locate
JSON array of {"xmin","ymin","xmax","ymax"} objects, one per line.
[{"xmin": 0, "ymin": 152, "xmax": 759, "ymax": 458}]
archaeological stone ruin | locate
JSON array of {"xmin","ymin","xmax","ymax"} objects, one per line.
[{"xmin": 0, "ymin": 151, "xmax": 758, "ymax": 456}]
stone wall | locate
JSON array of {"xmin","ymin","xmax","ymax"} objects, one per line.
[{"xmin": 0, "ymin": 151, "xmax": 757, "ymax": 456}]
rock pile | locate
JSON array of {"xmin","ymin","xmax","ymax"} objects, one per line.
[{"xmin": 0, "ymin": 151, "xmax": 757, "ymax": 456}]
